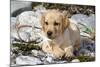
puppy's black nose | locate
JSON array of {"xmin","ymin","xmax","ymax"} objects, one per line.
[{"xmin": 47, "ymin": 31, "xmax": 52, "ymax": 36}]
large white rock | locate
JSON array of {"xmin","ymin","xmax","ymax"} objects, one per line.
[
  {"xmin": 11, "ymin": 4, "xmax": 48, "ymax": 43},
  {"xmin": 11, "ymin": 11, "xmax": 42, "ymax": 42},
  {"xmin": 16, "ymin": 56, "xmax": 42, "ymax": 65},
  {"xmin": 71, "ymin": 14, "xmax": 95, "ymax": 38}
]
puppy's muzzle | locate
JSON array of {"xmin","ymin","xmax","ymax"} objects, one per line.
[{"xmin": 47, "ymin": 31, "xmax": 52, "ymax": 38}]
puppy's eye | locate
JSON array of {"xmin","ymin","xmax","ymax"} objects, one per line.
[
  {"xmin": 54, "ymin": 22, "xmax": 59, "ymax": 26},
  {"xmin": 45, "ymin": 22, "xmax": 48, "ymax": 25}
]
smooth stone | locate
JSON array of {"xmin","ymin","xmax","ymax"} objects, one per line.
[
  {"xmin": 16, "ymin": 56, "xmax": 42, "ymax": 65},
  {"xmin": 71, "ymin": 14, "xmax": 95, "ymax": 38},
  {"xmin": 46, "ymin": 56, "xmax": 54, "ymax": 63},
  {"xmin": 71, "ymin": 14, "xmax": 95, "ymax": 29}
]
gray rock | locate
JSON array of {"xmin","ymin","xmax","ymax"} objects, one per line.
[
  {"xmin": 34, "ymin": 5, "xmax": 46, "ymax": 11},
  {"xmin": 11, "ymin": 51, "xmax": 16, "ymax": 65},
  {"xmin": 16, "ymin": 56, "xmax": 43, "ymax": 65},
  {"xmin": 16, "ymin": 11, "xmax": 35, "ymax": 26},
  {"xmin": 80, "ymin": 37, "xmax": 95, "ymax": 52},
  {"xmin": 11, "ymin": 4, "xmax": 47, "ymax": 43},
  {"xmin": 79, "ymin": 37, "xmax": 95, "ymax": 57},
  {"xmin": 31, "ymin": 50, "xmax": 45, "ymax": 57},
  {"xmin": 11, "ymin": 11, "xmax": 43, "ymax": 42},
  {"xmin": 11, "ymin": 17, "xmax": 19, "ymax": 43},
  {"xmin": 71, "ymin": 14, "xmax": 95, "ymax": 38},
  {"xmin": 17, "ymin": 27, "xmax": 33, "ymax": 42},
  {"xmin": 71, "ymin": 14, "xmax": 95, "ymax": 29},
  {"xmin": 46, "ymin": 56, "xmax": 54, "ymax": 63},
  {"xmin": 90, "ymin": 52, "xmax": 95, "ymax": 57},
  {"xmin": 34, "ymin": 5, "xmax": 46, "ymax": 18},
  {"xmin": 11, "ymin": 0, "xmax": 32, "ymax": 17}
]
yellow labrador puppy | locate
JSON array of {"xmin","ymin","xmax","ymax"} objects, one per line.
[{"xmin": 41, "ymin": 10, "xmax": 80, "ymax": 58}]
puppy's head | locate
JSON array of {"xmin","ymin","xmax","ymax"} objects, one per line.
[{"xmin": 41, "ymin": 10, "xmax": 70, "ymax": 39}]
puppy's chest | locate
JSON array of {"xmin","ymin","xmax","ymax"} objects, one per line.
[
  {"xmin": 54, "ymin": 29, "xmax": 75, "ymax": 47},
  {"xmin": 55, "ymin": 35, "xmax": 72, "ymax": 47}
]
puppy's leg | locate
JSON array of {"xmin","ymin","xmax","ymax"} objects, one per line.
[
  {"xmin": 74, "ymin": 40, "xmax": 80, "ymax": 50},
  {"xmin": 42, "ymin": 42, "xmax": 53, "ymax": 53},
  {"xmin": 64, "ymin": 46, "xmax": 74, "ymax": 57},
  {"xmin": 42, "ymin": 41, "xmax": 65, "ymax": 59},
  {"xmin": 52, "ymin": 44, "xmax": 65, "ymax": 58},
  {"xmin": 74, "ymin": 41, "xmax": 80, "ymax": 56}
]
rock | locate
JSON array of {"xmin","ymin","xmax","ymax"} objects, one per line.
[
  {"xmin": 79, "ymin": 49, "xmax": 90, "ymax": 56},
  {"xmin": 33, "ymin": 5, "xmax": 47, "ymax": 18},
  {"xmin": 79, "ymin": 49, "xmax": 95, "ymax": 57},
  {"xmin": 11, "ymin": 11, "xmax": 43, "ymax": 42},
  {"xmin": 71, "ymin": 59, "xmax": 80, "ymax": 63},
  {"xmin": 16, "ymin": 56, "xmax": 43, "ymax": 65},
  {"xmin": 34, "ymin": 5, "xmax": 46, "ymax": 11},
  {"xmin": 79, "ymin": 37, "xmax": 95, "ymax": 57},
  {"xmin": 11, "ymin": 17, "xmax": 19, "ymax": 43},
  {"xmin": 46, "ymin": 56, "xmax": 54, "ymax": 63},
  {"xmin": 31, "ymin": 50, "xmax": 39, "ymax": 56},
  {"xmin": 90, "ymin": 52, "xmax": 95, "ymax": 57},
  {"xmin": 71, "ymin": 14, "xmax": 95, "ymax": 28},
  {"xmin": 80, "ymin": 37, "xmax": 95, "ymax": 52},
  {"xmin": 11, "ymin": 51, "xmax": 16, "ymax": 65},
  {"xmin": 11, "ymin": 0, "xmax": 32, "ymax": 17},
  {"xmin": 31, "ymin": 50, "xmax": 45, "ymax": 57},
  {"xmin": 43, "ymin": 54, "xmax": 67, "ymax": 64},
  {"xmin": 11, "ymin": 17, "xmax": 17, "ymax": 29},
  {"xmin": 16, "ymin": 11, "xmax": 35, "ymax": 26},
  {"xmin": 11, "ymin": 4, "xmax": 47, "ymax": 44},
  {"xmin": 71, "ymin": 14, "xmax": 95, "ymax": 38}
]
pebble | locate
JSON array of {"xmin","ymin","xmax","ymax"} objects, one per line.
[{"xmin": 71, "ymin": 59, "xmax": 80, "ymax": 63}]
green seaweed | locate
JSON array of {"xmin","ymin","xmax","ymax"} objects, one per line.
[
  {"xmin": 66, "ymin": 56, "xmax": 95, "ymax": 62},
  {"xmin": 12, "ymin": 43, "xmax": 41, "ymax": 51}
]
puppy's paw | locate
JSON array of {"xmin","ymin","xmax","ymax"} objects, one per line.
[
  {"xmin": 65, "ymin": 51, "xmax": 73, "ymax": 57},
  {"xmin": 53, "ymin": 49, "xmax": 65, "ymax": 59},
  {"xmin": 64, "ymin": 46, "xmax": 74, "ymax": 57}
]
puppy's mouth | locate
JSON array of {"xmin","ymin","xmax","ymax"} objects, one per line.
[
  {"xmin": 47, "ymin": 35, "xmax": 54, "ymax": 39},
  {"xmin": 48, "ymin": 36, "xmax": 52, "ymax": 39}
]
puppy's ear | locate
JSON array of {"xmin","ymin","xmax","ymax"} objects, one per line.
[
  {"xmin": 41, "ymin": 14, "xmax": 45, "ymax": 31},
  {"xmin": 62, "ymin": 14, "xmax": 70, "ymax": 32}
]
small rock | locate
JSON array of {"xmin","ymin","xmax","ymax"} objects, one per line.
[
  {"xmin": 79, "ymin": 36, "xmax": 95, "ymax": 56},
  {"xmin": 18, "ymin": 29, "xmax": 32, "ymax": 42},
  {"xmin": 16, "ymin": 56, "xmax": 42, "ymax": 65},
  {"xmin": 46, "ymin": 56, "xmax": 53, "ymax": 63},
  {"xmin": 71, "ymin": 59, "xmax": 80, "ymax": 63},
  {"xmin": 31, "ymin": 50, "xmax": 45, "ymax": 57},
  {"xmin": 90, "ymin": 52, "xmax": 95, "ymax": 57},
  {"xmin": 71, "ymin": 14, "xmax": 95, "ymax": 29},
  {"xmin": 31, "ymin": 50, "xmax": 39, "ymax": 56}
]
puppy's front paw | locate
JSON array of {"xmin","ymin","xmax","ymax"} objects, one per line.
[
  {"xmin": 64, "ymin": 46, "xmax": 74, "ymax": 57},
  {"xmin": 53, "ymin": 49, "xmax": 65, "ymax": 59}
]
